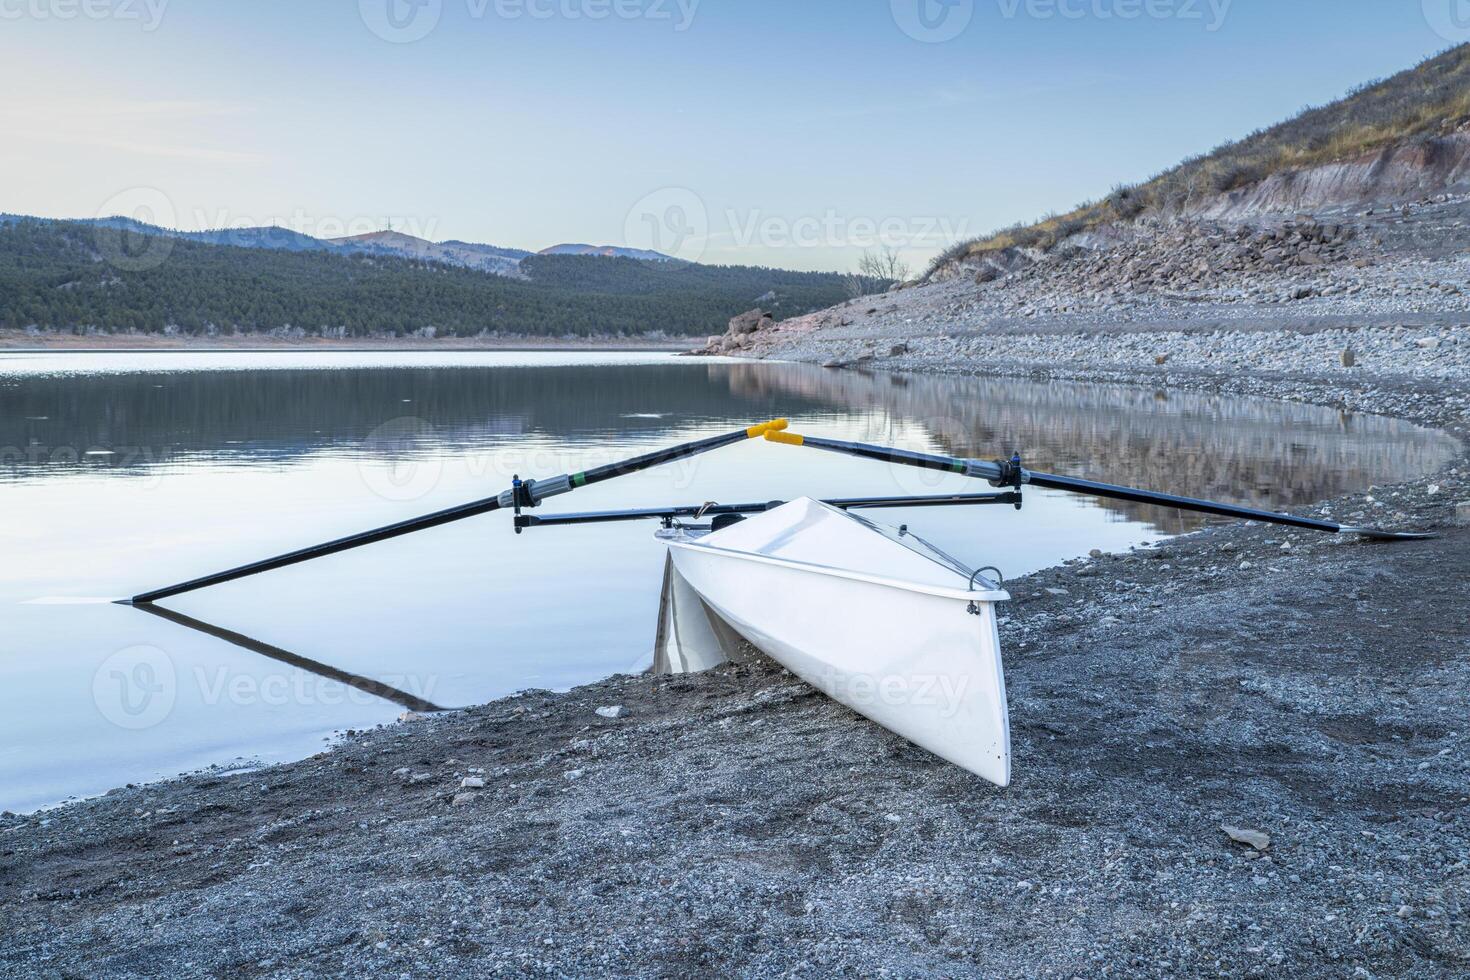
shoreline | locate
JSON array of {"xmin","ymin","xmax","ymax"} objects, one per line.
[
  {"xmin": 4, "ymin": 338, "xmax": 1469, "ymax": 975},
  {"xmin": 0, "ymin": 332, "xmax": 695, "ymax": 352}
]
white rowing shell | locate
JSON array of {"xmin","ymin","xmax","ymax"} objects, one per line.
[{"xmin": 666, "ymin": 497, "xmax": 1012, "ymax": 787}]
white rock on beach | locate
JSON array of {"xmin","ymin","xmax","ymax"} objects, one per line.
[
  {"xmin": 595, "ymin": 706, "xmax": 625, "ymax": 720},
  {"xmin": 1221, "ymin": 824, "xmax": 1272, "ymax": 851}
]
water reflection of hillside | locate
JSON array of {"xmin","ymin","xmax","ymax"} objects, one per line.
[
  {"xmin": 0, "ymin": 364, "xmax": 832, "ymax": 476},
  {"xmin": 1, "ymin": 360, "xmax": 1457, "ymax": 536},
  {"xmin": 720, "ymin": 363, "xmax": 1461, "ymax": 533}
]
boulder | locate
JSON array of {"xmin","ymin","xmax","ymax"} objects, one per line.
[{"xmin": 728, "ymin": 309, "xmax": 772, "ymax": 335}]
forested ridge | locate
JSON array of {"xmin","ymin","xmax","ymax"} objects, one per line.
[{"xmin": 0, "ymin": 220, "xmax": 850, "ymax": 337}]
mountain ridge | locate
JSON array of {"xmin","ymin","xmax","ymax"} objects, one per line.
[{"xmin": 0, "ymin": 214, "xmax": 686, "ymax": 279}]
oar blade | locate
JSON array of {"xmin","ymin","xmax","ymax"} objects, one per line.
[{"xmin": 1339, "ymin": 528, "xmax": 1438, "ymax": 542}]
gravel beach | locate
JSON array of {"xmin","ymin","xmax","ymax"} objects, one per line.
[{"xmin": 4, "ymin": 205, "xmax": 1470, "ymax": 977}]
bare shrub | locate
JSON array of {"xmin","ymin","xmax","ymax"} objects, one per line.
[{"xmin": 847, "ymin": 248, "xmax": 911, "ymax": 295}]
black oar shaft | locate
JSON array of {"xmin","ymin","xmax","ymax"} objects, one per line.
[
  {"xmin": 130, "ymin": 495, "xmax": 506, "ymax": 604},
  {"xmin": 574, "ymin": 429, "xmax": 752, "ymax": 487},
  {"xmin": 769, "ymin": 433, "xmax": 1005, "ymax": 481},
  {"xmin": 515, "ymin": 492, "xmax": 1022, "ymax": 528},
  {"xmin": 129, "ymin": 421, "xmax": 786, "ymax": 605},
  {"xmin": 1024, "ymin": 472, "xmax": 1339, "ymax": 534},
  {"xmin": 767, "ymin": 431, "xmax": 1425, "ymax": 539}
]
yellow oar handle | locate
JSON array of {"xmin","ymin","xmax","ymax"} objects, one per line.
[
  {"xmin": 746, "ymin": 418, "xmax": 790, "ymax": 438},
  {"xmin": 764, "ymin": 429, "xmax": 804, "ymax": 446}
]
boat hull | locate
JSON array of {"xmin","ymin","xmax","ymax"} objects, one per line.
[{"xmin": 667, "ymin": 535, "xmax": 1011, "ymax": 787}]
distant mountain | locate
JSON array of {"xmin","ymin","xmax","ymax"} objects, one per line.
[
  {"xmin": 0, "ymin": 218, "xmax": 852, "ymax": 339},
  {"xmin": 329, "ymin": 231, "xmax": 529, "ymax": 277},
  {"xmin": 538, "ymin": 243, "xmax": 677, "ymax": 262},
  {"xmin": 3, "ymin": 215, "xmax": 686, "ymax": 277}
]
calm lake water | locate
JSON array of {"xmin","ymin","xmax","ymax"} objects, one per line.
[{"xmin": 0, "ymin": 351, "xmax": 1458, "ymax": 812}]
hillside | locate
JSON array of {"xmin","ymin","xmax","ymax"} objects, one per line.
[
  {"xmin": 0, "ymin": 220, "xmax": 850, "ymax": 338},
  {"xmin": 932, "ymin": 44, "xmax": 1470, "ymax": 276}
]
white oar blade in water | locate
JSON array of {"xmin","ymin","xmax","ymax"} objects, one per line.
[{"xmin": 666, "ymin": 498, "xmax": 1012, "ymax": 787}]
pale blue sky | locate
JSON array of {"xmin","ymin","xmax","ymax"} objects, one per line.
[{"xmin": 1, "ymin": 1, "xmax": 1460, "ymax": 270}]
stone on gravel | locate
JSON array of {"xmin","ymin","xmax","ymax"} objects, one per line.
[
  {"xmin": 1222, "ymin": 824, "xmax": 1272, "ymax": 851},
  {"xmin": 595, "ymin": 706, "xmax": 624, "ymax": 719},
  {"xmin": 460, "ymin": 777, "xmax": 485, "ymax": 789}
]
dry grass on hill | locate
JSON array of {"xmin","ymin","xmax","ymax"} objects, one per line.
[{"xmin": 929, "ymin": 44, "xmax": 1470, "ymax": 277}]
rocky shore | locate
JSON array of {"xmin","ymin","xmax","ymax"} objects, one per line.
[
  {"xmin": 711, "ymin": 195, "xmax": 1470, "ymax": 370},
  {"xmin": 5, "ymin": 204, "xmax": 1470, "ymax": 977}
]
